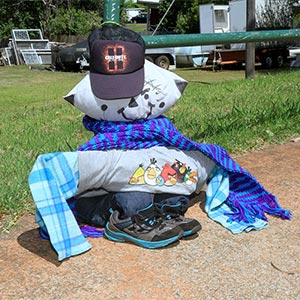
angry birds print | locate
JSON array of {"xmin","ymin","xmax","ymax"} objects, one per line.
[
  {"xmin": 129, "ymin": 158, "xmax": 197, "ymax": 188},
  {"xmin": 159, "ymin": 163, "xmax": 178, "ymax": 186},
  {"xmin": 144, "ymin": 158, "xmax": 161, "ymax": 186},
  {"xmin": 184, "ymin": 167, "xmax": 197, "ymax": 185},
  {"xmin": 171, "ymin": 159, "xmax": 188, "ymax": 183},
  {"xmin": 129, "ymin": 164, "xmax": 145, "ymax": 184}
]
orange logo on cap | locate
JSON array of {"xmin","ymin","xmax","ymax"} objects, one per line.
[{"xmin": 103, "ymin": 45, "xmax": 128, "ymax": 73}]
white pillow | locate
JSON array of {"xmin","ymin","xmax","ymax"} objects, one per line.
[{"xmin": 64, "ymin": 60, "xmax": 187, "ymax": 121}]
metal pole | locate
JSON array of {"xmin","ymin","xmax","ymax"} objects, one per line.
[
  {"xmin": 103, "ymin": 0, "xmax": 120, "ymax": 23},
  {"xmin": 246, "ymin": 0, "xmax": 256, "ymax": 79},
  {"xmin": 142, "ymin": 29, "xmax": 300, "ymax": 48},
  {"xmin": 152, "ymin": 0, "xmax": 176, "ymax": 36}
]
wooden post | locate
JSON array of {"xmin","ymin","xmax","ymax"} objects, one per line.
[{"xmin": 246, "ymin": 0, "xmax": 256, "ymax": 79}]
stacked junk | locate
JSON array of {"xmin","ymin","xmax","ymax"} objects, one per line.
[{"xmin": 0, "ymin": 29, "xmax": 89, "ymax": 72}]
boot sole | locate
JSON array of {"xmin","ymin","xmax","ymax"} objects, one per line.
[
  {"xmin": 104, "ymin": 222, "xmax": 182, "ymax": 249},
  {"xmin": 182, "ymin": 224, "xmax": 201, "ymax": 237}
]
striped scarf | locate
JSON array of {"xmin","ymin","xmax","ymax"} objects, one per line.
[{"xmin": 78, "ymin": 115, "xmax": 291, "ymax": 224}]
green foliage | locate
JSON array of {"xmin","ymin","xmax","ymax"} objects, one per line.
[
  {"xmin": 293, "ymin": 13, "xmax": 300, "ymax": 27},
  {"xmin": 177, "ymin": 0, "xmax": 201, "ymax": 34},
  {"xmin": 291, "ymin": 0, "xmax": 300, "ymax": 28},
  {"xmin": 47, "ymin": 7, "xmax": 102, "ymax": 35},
  {"xmin": 0, "ymin": 0, "xmax": 44, "ymax": 38},
  {"xmin": 0, "ymin": 0, "xmax": 104, "ymax": 38},
  {"xmin": 0, "ymin": 0, "xmax": 297, "ymax": 38},
  {"xmin": 157, "ymin": 0, "xmax": 181, "ymax": 32},
  {"xmin": 256, "ymin": 0, "xmax": 292, "ymax": 30},
  {"xmin": 123, "ymin": 0, "xmax": 145, "ymax": 9},
  {"xmin": 158, "ymin": 0, "xmax": 228, "ymax": 34}
]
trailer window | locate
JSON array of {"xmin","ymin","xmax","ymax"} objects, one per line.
[{"xmin": 214, "ymin": 9, "xmax": 228, "ymax": 31}]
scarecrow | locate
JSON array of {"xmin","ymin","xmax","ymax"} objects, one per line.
[{"xmin": 28, "ymin": 23, "xmax": 291, "ymax": 261}]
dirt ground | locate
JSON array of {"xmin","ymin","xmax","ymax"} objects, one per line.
[{"xmin": 0, "ymin": 142, "xmax": 299, "ymax": 300}]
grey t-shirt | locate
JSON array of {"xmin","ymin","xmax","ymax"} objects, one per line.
[{"xmin": 77, "ymin": 146, "xmax": 216, "ymax": 197}]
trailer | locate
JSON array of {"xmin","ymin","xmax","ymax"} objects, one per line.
[
  {"xmin": 54, "ymin": 0, "xmax": 289, "ymax": 71},
  {"xmin": 289, "ymin": 47, "xmax": 300, "ymax": 69},
  {"xmin": 197, "ymin": 0, "xmax": 290, "ymax": 69},
  {"xmin": 205, "ymin": 45, "xmax": 289, "ymax": 69},
  {"xmin": 144, "ymin": 47, "xmax": 176, "ymax": 69}
]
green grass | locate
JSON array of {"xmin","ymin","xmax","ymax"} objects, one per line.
[
  {"xmin": 125, "ymin": 23, "xmax": 147, "ymax": 33},
  {"xmin": 167, "ymin": 68, "xmax": 300, "ymax": 152},
  {"xmin": 0, "ymin": 65, "xmax": 300, "ymax": 229},
  {"xmin": 0, "ymin": 67, "xmax": 92, "ymax": 225}
]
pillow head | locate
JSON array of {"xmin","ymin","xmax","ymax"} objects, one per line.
[{"xmin": 64, "ymin": 60, "xmax": 187, "ymax": 122}]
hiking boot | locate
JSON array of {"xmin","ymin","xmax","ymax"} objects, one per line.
[
  {"xmin": 104, "ymin": 204, "xmax": 183, "ymax": 249},
  {"xmin": 156, "ymin": 203, "xmax": 201, "ymax": 237}
]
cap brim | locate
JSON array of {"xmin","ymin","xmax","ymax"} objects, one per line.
[{"xmin": 90, "ymin": 67, "xmax": 144, "ymax": 100}]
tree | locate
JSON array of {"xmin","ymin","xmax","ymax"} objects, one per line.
[
  {"xmin": 157, "ymin": 0, "xmax": 228, "ymax": 34},
  {"xmin": 290, "ymin": 0, "xmax": 300, "ymax": 28},
  {"xmin": 256, "ymin": 0, "xmax": 292, "ymax": 29},
  {"xmin": 47, "ymin": 7, "xmax": 103, "ymax": 36},
  {"xmin": 177, "ymin": 0, "xmax": 201, "ymax": 33},
  {"xmin": 157, "ymin": 0, "xmax": 182, "ymax": 33},
  {"xmin": 40, "ymin": 0, "xmax": 104, "ymax": 37},
  {"xmin": 0, "ymin": 0, "xmax": 45, "ymax": 38},
  {"xmin": 0, "ymin": 0, "xmax": 104, "ymax": 39}
]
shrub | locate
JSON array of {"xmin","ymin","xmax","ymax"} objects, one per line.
[{"xmin": 47, "ymin": 8, "xmax": 102, "ymax": 36}]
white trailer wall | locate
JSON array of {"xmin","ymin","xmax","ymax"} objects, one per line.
[
  {"xmin": 229, "ymin": 0, "xmax": 267, "ymax": 49},
  {"xmin": 199, "ymin": 4, "xmax": 230, "ymax": 52}
]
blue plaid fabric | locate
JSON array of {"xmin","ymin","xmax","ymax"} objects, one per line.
[
  {"xmin": 206, "ymin": 166, "xmax": 268, "ymax": 233},
  {"xmin": 28, "ymin": 152, "xmax": 91, "ymax": 261}
]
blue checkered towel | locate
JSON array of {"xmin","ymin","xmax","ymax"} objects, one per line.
[
  {"xmin": 28, "ymin": 152, "xmax": 91, "ymax": 261},
  {"xmin": 206, "ymin": 166, "xmax": 268, "ymax": 233}
]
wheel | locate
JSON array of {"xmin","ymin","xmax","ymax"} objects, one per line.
[
  {"xmin": 154, "ymin": 55, "xmax": 170, "ymax": 70},
  {"xmin": 262, "ymin": 56, "xmax": 273, "ymax": 68},
  {"xmin": 275, "ymin": 55, "xmax": 284, "ymax": 68},
  {"xmin": 145, "ymin": 55, "xmax": 154, "ymax": 63}
]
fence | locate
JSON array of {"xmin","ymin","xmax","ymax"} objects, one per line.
[{"xmin": 104, "ymin": 0, "xmax": 300, "ymax": 50}]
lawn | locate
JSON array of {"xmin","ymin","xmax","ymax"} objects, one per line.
[{"xmin": 0, "ymin": 65, "xmax": 300, "ymax": 230}]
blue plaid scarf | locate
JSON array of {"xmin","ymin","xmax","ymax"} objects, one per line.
[{"xmin": 78, "ymin": 115, "xmax": 291, "ymax": 224}]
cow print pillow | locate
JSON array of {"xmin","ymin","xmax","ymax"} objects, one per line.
[{"xmin": 64, "ymin": 60, "xmax": 188, "ymax": 122}]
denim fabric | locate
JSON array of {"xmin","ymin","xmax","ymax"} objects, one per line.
[
  {"xmin": 75, "ymin": 193, "xmax": 118, "ymax": 227},
  {"xmin": 115, "ymin": 192, "xmax": 190, "ymax": 217},
  {"xmin": 154, "ymin": 194, "xmax": 190, "ymax": 215},
  {"xmin": 75, "ymin": 190, "xmax": 191, "ymax": 222},
  {"xmin": 114, "ymin": 191, "xmax": 153, "ymax": 217}
]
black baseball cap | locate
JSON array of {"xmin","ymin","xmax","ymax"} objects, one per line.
[{"xmin": 88, "ymin": 23, "xmax": 145, "ymax": 100}]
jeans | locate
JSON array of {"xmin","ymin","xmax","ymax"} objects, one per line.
[
  {"xmin": 74, "ymin": 191, "xmax": 191, "ymax": 225},
  {"xmin": 115, "ymin": 192, "xmax": 190, "ymax": 217}
]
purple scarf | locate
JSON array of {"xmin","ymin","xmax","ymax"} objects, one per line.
[{"xmin": 78, "ymin": 115, "xmax": 291, "ymax": 224}]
